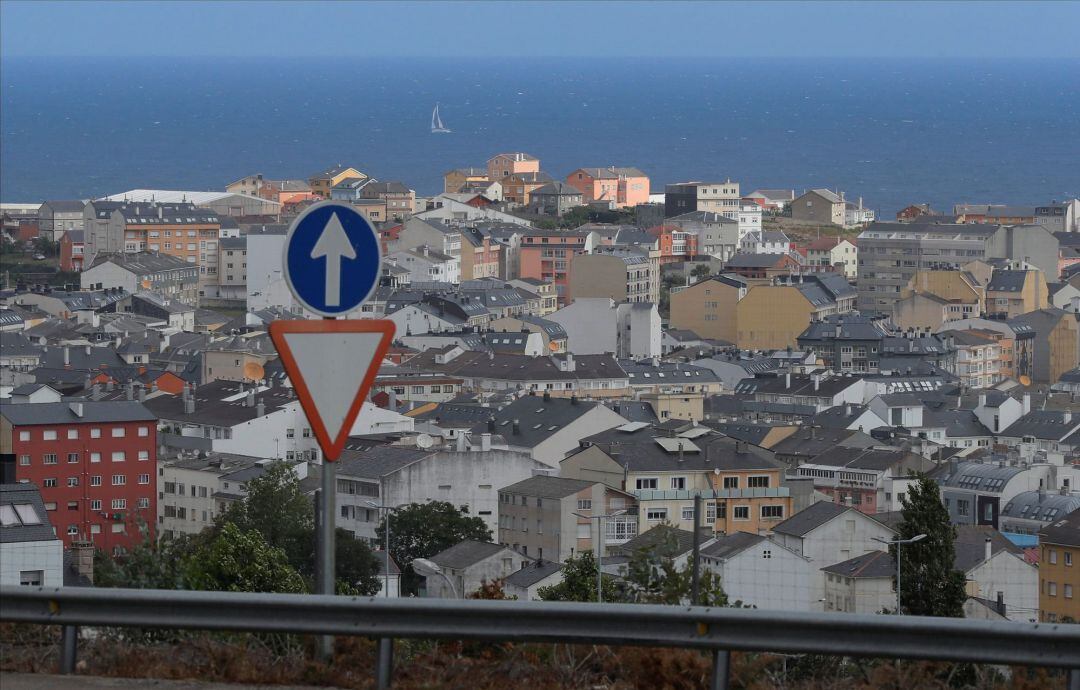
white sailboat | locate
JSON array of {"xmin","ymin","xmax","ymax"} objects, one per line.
[{"xmin": 431, "ymin": 103, "xmax": 451, "ymax": 134}]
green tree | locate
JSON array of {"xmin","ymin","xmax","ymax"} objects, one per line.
[
  {"xmin": 93, "ymin": 520, "xmax": 198, "ymax": 589},
  {"xmin": 536, "ymin": 550, "xmax": 619, "ymax": 602},
  {"xmin": 219, "ymin": 462, "xmax": 315, "ymax": 576},
  {"xmin": 32, "ymin": 236, "xmax": 58, "ymax": 256},
  {"xmin": 690, "ymin": 263, "xmax": 711, "ymax": 281},
  {"xmin": 894, "ymin": 475, "xmax": 967, "ymax": 617},
  {"xmin": 377, "ymin": 501, "xmax": 492, "ymax": 595},
  {"xmin": 621, "ymin": 528, "xmax": 729, "ymax": 606},
  {"xmin": 334, "ymin": 527, "xmax": 382, "ymax": 595},
  {"xmin": 183, "ymin": 522, "xmax": 306, "ymax": 593}
]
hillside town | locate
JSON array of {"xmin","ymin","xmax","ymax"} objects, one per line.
[{"xmin": 3, "ymin": 155, "xmax": 1080, "ymax": 629}]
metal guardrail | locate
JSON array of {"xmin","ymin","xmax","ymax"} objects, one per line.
[{"xmin": 2, "ymin": 586, "xmax": 1079, "ymax": 690}]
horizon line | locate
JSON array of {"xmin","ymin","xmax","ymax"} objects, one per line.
[{"xmin": 4, "ymin": 54, "xmax": 1079, "ymax": 60}]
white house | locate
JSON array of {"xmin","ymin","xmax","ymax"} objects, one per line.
[
  {"xmin": 700, "ymin": 532, "xmax": 815, "ymax": 611},
  {"xmin": 0, "ymin": 484, "xmax": 64, "ymax": 587},
  {"xmin": 956, "ymin": 526, "xmax": 1039, "ymax": 622},
  {"xmin": 503, "ymin": 560, "xmax": 563, "ymax": 601},
  {"xmin": 549, "ymin": 298, "xmax": 661, "ymax": 359},
  {"xmin": 739, "ymin": 230, "xmax": 792, "ymax": 255},
  {"xmin": 386, "ymin": 246, "xmax": 460, "ymax": 285},
  {"xmin": 422, "ymin": 540, "xmax": 530, "ymax": 598},
  {"xmin": 771, "ymin": 501, "xmax": 896, "ymax": 608},
  {"xmin": 821, "ymin": 550, "xmax": 895, "ymax": 614}
]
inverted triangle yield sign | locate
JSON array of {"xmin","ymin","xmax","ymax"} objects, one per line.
[{"xmin": 269, "ymin": 319, "xmax": 395, "ymax": 461}]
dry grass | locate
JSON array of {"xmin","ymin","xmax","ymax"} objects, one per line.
[{"xmin": 0, "ymin": 623, "xmax": 1072, "ymax": 689}]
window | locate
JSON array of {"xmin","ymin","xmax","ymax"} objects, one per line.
[
  {"xmin": 19, "ymin": 455, "xmax": 30, "ymax": 466},
  {"xmin": 20, "ymin": 570, "xmax": 44, "ymax": 586},
  {"xmin": 90, "ymin": 475, "xmax": 102, "ymax": 486},
  {"xmin": 286, "ymin": 428, "xmax": 295, "ymax": 438},
  {"xmin": 43, "ymin": 454, "xmax": 58, "ymax": 465},
  {"xmin": 1067, "ymin": 552, "xmax": 1073, "ymax": 566},
  {"xmin": 18, "ymin": 431, "xmax": 30, "ymax": 441},
  {"xmin": 138, "ymin": 474, "xmax": 150, "ymax": 484},
  {"xmin": 67, "ymin": 525, "xmax": 79, "ymax": 536},
  {"xmin": 43, "ymin": 430, "xmax": 57, "ymax": 441},
  {"xmin": 90, "ymin": 428, "xmax": 101, "ymax": 438},
  {"xmin": 138, "ymin": 426, "xmax": 149, "ymax": 437},
  {"xmin": 67, "ymin": 429, "xmax": 78, "ymax": 439},
  {"xmin": 957, "ymin": 499, "xmax": 969, "ymax": 517},
  {"xmin": 762, "ymin": 549, "xmax": 772, "ymax": 559},
  {"xmin": 761, "ymin": 505, "xmax": 784, "ymax": 519},
  {"xmin": 681, "ymin": 506, "xmax": 695, "ymax": 521},
  {"xmin": 112, "ymin": 474, "xmax": 126, "ymax": 486},
  {"xmin": 733, "ymin": 506, "xmax": 750, "ymax": 520},
  {"xmin": 303, "ymin": 428, "xmax": 312, "ymax": 438},
  {"xmin": 1049, "ymin": 549, "xmax": 1058, "ymax": 565},
  {"xmin": 670, "ymin": 477, "xmax": 686, "ymax": 490},
  {"xmin": 747, "ymin": 476, "xmax": 770, "ymax": 488},
  {"xmin": 112, "ymin": 451, "xmax": 125, "ymax": 462},
  {"xmin": 646, "ymin": 508, "xmax": 668, "ymax": 521},
  {"xmin": 636, "ymin": 478, "xmax": 658, "ymax": 490},
  {"xmin": 67, "ymin": 477, "xmax": 79, "ymax": 487},
  {"xmin": 723, "ymin": 476, "xmax": 739, "ymax": 489},
  {"xmin": 90, "ymin": 452, "xmax": 101, "ymax": 463},
  {"xmin": 67, "ymin": 453, "xmax": 79, "ymax": 464},
  {"xmin": 576, "ymin": 499, "xmax": 592, "ymax": 510},
  {"xmin": 91, "ymin": 500, "xmax": 102, "ymax": 511},
  {"xmin": 1048, "ymin": 582, "xmax": 1057, "ymax": 596},
  {"xmin": 111, "ymin": 427, "xmax": 125, "ymax": 437},
  {"xmin": 111, "ymin": 499, "xmax": 127, "ymax": 510}
]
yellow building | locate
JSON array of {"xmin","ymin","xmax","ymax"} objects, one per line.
[
  {"xmin": 669, "ymin": 275, "xmax": 746, "ymax": 343},
  {"xmin": 308, "ymin": 164, "xmax": 367, "ymax": 198},
  {"xmin": 985, "ymin": 269, "xmax": 1048, "ymax": 320},
  {"xmin": 444, "ymin": 167, "xmax": 489, "ymax": 194},
  {"xmin": 560, "ymin": 421, "xmax": 792, "ymax": 537},
  {"xmin": 736, "ymin": 282, "xmax": 851, "ymax": 351},
  {"xmin": 1038, "ymin": 510, "xmax": 1079, "ymax": 623}
]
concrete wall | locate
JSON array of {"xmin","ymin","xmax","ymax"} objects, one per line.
[{"xmin": 0, "ymin": 539, "xmax": 64, "ymax": 587}]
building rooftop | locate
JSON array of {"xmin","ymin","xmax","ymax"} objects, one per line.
[
  {"xmin": 430, "ymin": 540, "xmax": 512, "ymax": 570},
  {"xmin": 499, "ymin": 475, "xmax": 595, "ymax": 499},
  {"xmin": 772, "ymin": 501, "xmax": 854, "ymax": 537},
  {"xmin": 0, "ymin": 483, "xmax": 57, "ymax": 544}
]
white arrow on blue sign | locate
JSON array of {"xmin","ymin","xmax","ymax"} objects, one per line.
[{"xmin": 282, "ymin": 201, "xmax": 382, "ymax": 316}]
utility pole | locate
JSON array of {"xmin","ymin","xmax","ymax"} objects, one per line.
[{"xmin": 691, "ymin": 494, "xmax": 702, "ymax": 605}]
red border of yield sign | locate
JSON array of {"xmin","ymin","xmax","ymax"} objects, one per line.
[{"xmin": 268, "ymin": 319, "xmax": 396, "ymax": 461}]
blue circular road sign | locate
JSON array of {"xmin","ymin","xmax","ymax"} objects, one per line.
[{"xmin": 282, "ymin": 201, "xmax": 382, "ymax": 316}]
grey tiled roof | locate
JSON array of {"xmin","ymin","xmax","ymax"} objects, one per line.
[
  {"xmin": 0, "ymin": 483, "xmax": 57, "ymax": 544},
  {"xmin": 430, "ymin": 540, "xmax": 513, "ymax": 569},
  {"xmin": 1, "ymin": 401, "xmax": 155, "ymax": 425},
  {"xmin": 700, "ymin": 531, "xmax": 766, "ymax": 560},
  {"xmin": 822, "ymin": 550, "xmax": 893, "ymax": 578},
  {"xmin": 469, "ymin": 395, "xmax": 603, "ymax": 450},
  {"xmin": 499, "ymin": 475, "xmax": 595, "ymax": 499},
  {"xmin": 771, "ymin": 501, "xmax": 852, "ymax": 537},
  {"xmin": 1039, "ymin": 509, "xmax": 1080, "ymax": 548},
  {"xmin": 504, "ymin": 559, "xmax": 561, "ymax": 587}
]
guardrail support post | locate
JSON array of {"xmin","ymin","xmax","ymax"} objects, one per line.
[
  {"xmin": 1068, "ymin": 668, "xmax": 1079, "ymax": 690},
  {"xmin": 59, "ymin": 625, "xmax": 78, "ymax": 674},
  {"xmin": 375, "ymin": 637, "xmax": 394, "ymax": 689},
  {"xmin": 711, "ymin": 649, "xmax": 729, "ymax": 690}
]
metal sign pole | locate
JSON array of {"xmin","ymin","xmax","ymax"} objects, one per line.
[{"xmin": 318, "ymin": 315, "xmax": 337, "ymax": 661}]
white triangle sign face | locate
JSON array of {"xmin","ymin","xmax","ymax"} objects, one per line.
[{"xmin": 269, "ymin": 320, "xmax": 395, "ymax": 461}]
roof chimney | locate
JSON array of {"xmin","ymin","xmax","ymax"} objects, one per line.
[
  {"xmin": 512, "ymin": 419, "xmax": 520, "ymax": 435},
  {"xmin": 256, "ymin": 399, "xmax": 265, "ymax": 417},
  {"xmin": 246, "ymin": 389, "xmax": 255, "ymax": 408},
  {"xmin": 785, "ymin": 372, "xmax": 791, "ymax": 389},
  {"xmin": 984, "ymin": 537, "xmax": 992, "ymax": 564},
  {"xmin": 63, "ymin": 347, "xmax": 70, "ymax": 367},
  {"xmin": 68, "ymin": 402, "xmax": 84, "ymax": 418},
  {"xmin": 137, "ymin": 385, "xmax": 146, "ymax": 402}
]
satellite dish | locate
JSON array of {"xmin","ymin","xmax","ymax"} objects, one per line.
[
  {"xmin": 548, "ymin": 341, "xmax": 560, "ymax": 352},
  {"xmin": 243, "ymin": 361, "xmax": 265, "ymax": 382},
  {"xmin": 1019, "ymin": 375, "xmax": 1031, "ymax": 387},
  {"xmin": 713, "ymin": 467, "xmax": 721, "ymax": 475},
  {"xmin": 415, "ymin": 433, "xmax": 434, "ymax": 449}
]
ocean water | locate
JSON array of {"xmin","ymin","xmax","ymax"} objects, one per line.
[{"xmin": 2, "ymin": 57, "xmax": 1078, "ymax": 214}]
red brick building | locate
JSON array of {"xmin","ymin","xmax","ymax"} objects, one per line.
[
  {"xmin": 59, "ymin": 230, "xmax": 86, "ymax": 272},
  {"xmin": 1, "ymin": 401, "xmax": 157, "ymax": 553},
  {"xmin": 647, "ymin": 224, "xmax": 700, "ymax": 265},
  {"xmin": 517, "ymin": 230, "xmax": 594, "ymax": 306}
]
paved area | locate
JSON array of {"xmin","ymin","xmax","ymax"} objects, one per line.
[{"xmin": 1, "ymin": 674, "xmax": 343, "ymax": 690}]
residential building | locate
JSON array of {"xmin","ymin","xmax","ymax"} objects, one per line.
[
  {"xmin": 502, "ymin": 560, "xmax": 563, "ymax": 600},
  {"xmin": 722, "ymin": 252, "xmax": 802, "ymax": 280},
  {"xmin": 844, "ymin": 198, "xmax": 875, "ymax": 227},
  {"xmin": 821, "ymin": 550, "xmax": 895, "ymax": 614},
  {"xmin": 740, "ymin": 230, "xmax": 794, "ymax": 255},
  {"xmin": 664, "ymin": 180, "xmax": 741, "ymax": 218},
  {"xmin": 549, "ymin": 298, "xmax": 661, "ymax": 359},
  {"xmin": 59, "ymin": 230, "xmax": 86, "ymax": 272},
  {"xmin": 647, "ymin": 224, "xmax": 700, "ymax": 265},
  {"xmin": 1000, "ymin": 490, "xmax": 1080, "ymax": 537},
  {"xmin": 669, "ymin": 274, "xmax": 747, "ymax": 344},
  {"xmin": 517, "ymin": 229, "xmax": 596, "ymax": 305},
  {"xmin": 0, "ymin": 483, "xmax": 64, "ymax": 588},
  {"xmin": 396, "ymin": 217, "xmax": 463, "ymax": 264},
  {"xmin": 955, "ymin": 525, "xmax": 1039, "ymax": 622},
  {"xmin": 565, "ymin": 167, "xmax": 650, "ymax": 208},
  {"xmin": 444, "ymin": 167, "xmax": 490, "ymax": 194},
  {"xmin": 985, "ymin": 269, "xmax": 1049, "ymax": 320},
  {"xmin": 1008, "ymin": 308, "xmax": 1079, "ymax": 384},
  {"xmin": 487, "ymin": 152, "xmax": 540, "ymax": 182},
  {"xmin": 308, "ymin": 164, "xmax": 367, "ymax": 198},
  {"xmin": 665, "ymin": 211, "xmax": 741, "ymax": 261},
  {"xmin": 502, "ymin": 171, "xmax": 554, "ymax": 206},
  {"xmin": 81, "ymin": 252, "xmax": 199, "ymax": 305},
  {"xmin": 805, "ymin": 236, "xmax": 858, "ymax": 279},
  {"xmin": 386, "ymin": 246, "xmax": 460, "ymax": 284},
  {"xmin": 360, "ymin": 181, "xmax": 416, "ymax": 220},
  {"xmin": 421, "ymin": 540, "xmax": 530, "ymax": 598},
  {"xmin": 736, "ymin": 274, "xmax": 858, "ymax": 350},
  {"xmin": 1, "ymin": 401, "xmax": 157, "ymax": 553},
  {"xmin": 791, "ymin": 189, "xmax": 846, "ymax": 226},
  {"xmin": 1038, "ymin": 509, "xmax": 1080, "ymax": 623},
  {"xmin": 943, "ymin": 329, "xmax": 1002, "ymax": 388},
  {"xmin": 569, "ymin": 248, "xmax": 659, "ymax": 304},
  {"xmin": 561, "ymin": 420, "xmax": 792, "ymax": 536},
  {"xmin": 214, "ymin": 237, "xmax": 246, "ymax": 301},
  {"xmin": 701, "ymin": 532, "xmax": 816, "ymax": 611},
  {"xmin": 744, "ymin": 189, "xmax": 795, "ymax": 211},
  {"xmin": 157, "ymin": 451, "xmax": 264, "ymax": 538},
  {"xmin": 529, "ymin": 181, "xmax": 583, "ymax": 216},
  {"xmin": 498, "ymin": 475, "xmax": 637, "ymax": 561},
  {"xmin": 458, "ymin": 227, "xmax": 502, "ymax": 280},
  {"xmin": 98, "ymin": 190, "xmax": 280, "ymax": 218},
  {"xmin": 38, "ymin": 200, "xmax": 86, "ymax": 241},
  {"xmin": 771, "ymin": 501, "xmax": 897, "ymax": 605},
  {"xmin": 934, "ymin": 460, "xmax": 1050, "ymax": 529}
]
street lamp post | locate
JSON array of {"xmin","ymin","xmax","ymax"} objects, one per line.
[
  {"xmin": 412, "ymin": 557, "xmax": 459, "ymax": 598},
  {"xmin": 572, "ymin": 509, "xmax": 626, "ymax": 603},
  {"xmin": 873, "ymin": 534, "xmax": 927, "ymax": 615},
  {"xmin": 364, "ymin": 501, "xmax": 397, "ymax": 597}
]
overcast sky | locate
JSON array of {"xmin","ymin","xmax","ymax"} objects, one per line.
[{"xmin": 2, "ymin": 1, "xmax": 1078, "ymax": 59}]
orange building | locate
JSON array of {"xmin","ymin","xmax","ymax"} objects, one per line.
[
  {"xmin": 518, "ymin": 230, "xmax": 594, "ymax": 305},
  {"xmin": 487, "ymin": 152, "xmax": 539, "ymax": 181},
  {"xmin": 647, "ymin": 224, "xmax": 700, "ymax": 265},
  {"xmin": 565, "ymin": 167, "xmax": 650, "ymax": 207},
  {"xmin": 502, "ymin": 171, "xmax": 553, "ymax": 206}
]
